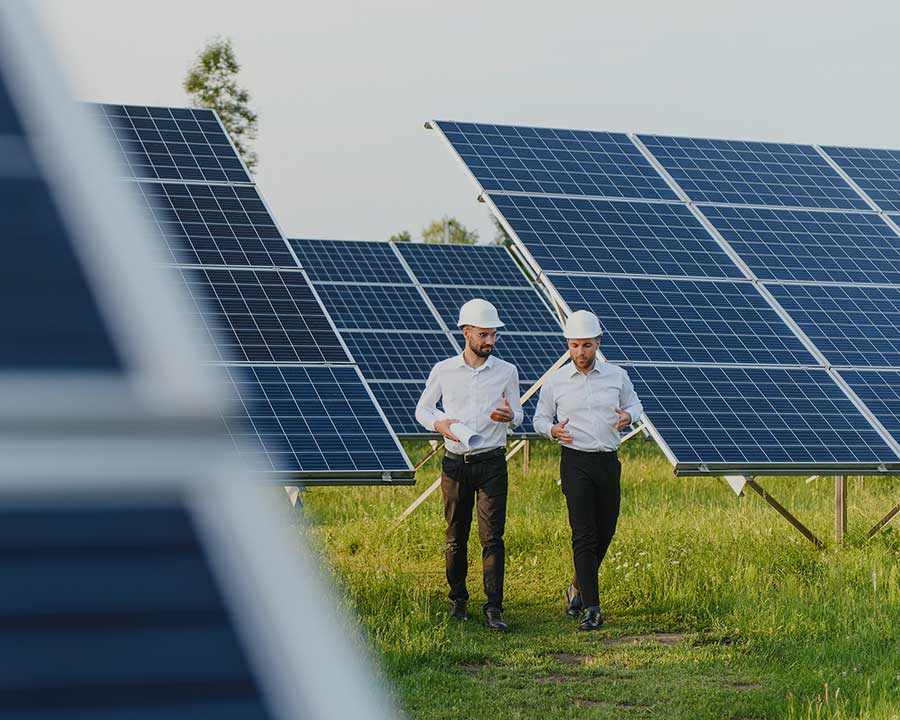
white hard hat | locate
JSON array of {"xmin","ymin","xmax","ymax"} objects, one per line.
[
  {"xmin": 563, "ymin": 310, "xmax": 603, "ymax": 339},
  {"xmin": 457, "ymin": 298, "xmax": 504, "ymax": 328}
]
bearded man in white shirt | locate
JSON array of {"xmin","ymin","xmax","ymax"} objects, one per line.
[
  {"xmin": 415, "ymin": 298, "xmax": 523, "ymax": 632},
  {"xmin": 533, "ymin": 310, "xmax": 643, "ymax": 631}
]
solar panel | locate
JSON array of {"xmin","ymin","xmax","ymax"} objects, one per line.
[
  {"xmin": 767, "ymin": 284, "xmax": 900, "ymax": 368},
  {"xmin": 133, "ymin": 181, "xmax": 296, "ymax": 268},
  {"xmin": 342, "ymin": 331, "xmax": 459, "ymax": 381},
  {"xmin": 639, "ymin": 134, "xmax": 868, "ymax": 210},
  {"xmin": 1, "ymin": 70, "xmax": 121, "ymax": 370},
  {"xmin": 628, "ymin": 365, "xmax": 896, "ymax": 469},
  {"xmin": 89, "ymin": 103, "xmax": 251, "ymax": 184},
  {"xmin": 291, "ymin": 238, "xmax": 413, "ymax": 284},
  {"xmin": 550, "ymin": 275, "xmax": 818, "ymax": 365},
  {"xmin": 396, "ymin": 242, "xmax": 532, "ymax": 287},
  {"xmin": 178, "ymin": 267, "xmax": 348, "ymax": 363},
  {"xmin": 839, "ymin": 369, "xmax": 900, "ymax": 444},
  {"xmin": 0, "ymin": 504, "xmax": 274, "ymax": 718},
  {"xmin": 314, "ymin": 284, "xmax": 442, "ymax": 331},
  {"xmin": 428, "ymin": 286, "xmax": 560, "ymax": 334},
  {"xmin": 434, "ymin": 121, "xmax": 679, "ymax": 200},
  {"xmin": 368, "ymin": 382, "xmax": 427, "ymax": 436},
  {"xmin": 491, "ymin": 194, "xmax": 744, "ymax": 279},
  {"xmin": 223, "ymin": 365, "xmax": 409, "ymax": 478},
  {"xmin": 822, "ymin": 145, "xmax": 900, "ymax": 213},
  {"xmin": 485, "ymin": 333, "xmax": 566, "ymax": 383},
  {"xmin": 701, "ymin": 205, "xmax": 900, "ymax": 284}
]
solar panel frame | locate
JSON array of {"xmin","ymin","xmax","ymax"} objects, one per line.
[
  {"xmin": 638, "ymin": 134, "xmax": 870, "ymax": 210},
  {"xmin": 490, "ymin": 193, "xmax": 746, "ymax": 279},
  {"xmin": 701, "ymin": 205, "xmax": 900, "ymax": 284}
]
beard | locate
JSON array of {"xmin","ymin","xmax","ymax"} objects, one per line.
[{"xmin": 471, "ymin": 344, "xmax": 494, "ymax": 358}]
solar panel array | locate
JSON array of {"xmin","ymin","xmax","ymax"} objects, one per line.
[
  {"xmin": 434, "ymin": 120, "xmax": 900, "ymax": 473},
  {"xmin": 291, "ymin": 238, "xmax": 563, "ymax": 436},
  {"xmin": 93, "ymin": 103, "xmax": 412, "ymax": 483}
]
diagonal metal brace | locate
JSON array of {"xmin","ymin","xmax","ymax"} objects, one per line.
[{"xmin": 745, "ymin": 479, "xmax": 824, "ymax": 549}]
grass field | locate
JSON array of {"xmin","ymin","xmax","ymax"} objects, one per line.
[{"xmin": 301, "ymin": 439, "xmax": 900, "ymax": 719}]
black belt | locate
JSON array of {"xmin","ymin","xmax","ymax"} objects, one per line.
[
  {"xmin": 444, "ymin": 447, "xmax": 506, "ymax": 464},
  {"xmin": 561, "ymin": 446, "xmax": 617, "ymax": 456}
]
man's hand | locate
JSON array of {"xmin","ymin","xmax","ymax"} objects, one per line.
[
  {"xmin": 490, "ymin": 398, "xmax": 514, "ymax": 423},
  {"xmin": 614, "ymin": 407, "xmax": 632, "ymax": 432},
  {"xmin": 551, "ymin": 418, "xmax": 573, "ymax": 444},
  {"xmin": 434, "ymin": 418, "xmax": 461, "ymax": 442}
]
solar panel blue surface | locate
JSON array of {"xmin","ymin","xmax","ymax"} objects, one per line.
[
  {"xmin": 822, "ymin": 145, "xmax": 900, "ymax": 213},
  {"xmin": 342, "ymin": 331, "xmax": 458, "ymax": 381},
  {"xmin": 289, "ymin": 238, "xmax": 412, "ymax": 284},
  {"xmin": 486, "ymin": 333, "xmax": 566, "ymax": 382},
  {"xmin": 491, "ymin": 194, "xmax": 744, "ymax": 279},
  {"xmin": 428, "ymin": 286, "xmax": 559, "ymax": 334},
  {"xmin": 223, "ymin": 365, "xmax": 410, "ymax": 477},
  {"xmin": 368, "ymin": 382, "xmax": 426, "ymax": 436},
  {"xmin": 767, "ymin": 284, "xmax": 900, "ymax": 368},
  {"xmin": 435, "ymin": 121, "xmax": 679, "ymax": 200},
  {"xmin": 90, "ymin": 103, "xmax": 251, "ymax": 184},
  {"xmin": 1, "ymin": 74, "xmax": 121, "ymax": 370},
  {"xmin": 178, "ymin": 267, "xmax": 348, "ymax": 363},
  {"xmin": 839, "ymin": 369, "xmax": 900, "ymax": 444},
  {"xmin": 701, "ymin": 205, "xmax": 900, "ymax": 284},
  {"xmin": 628, "ymin": 365, "xmax": 896, "ymax": 467},
  {"xmin": 639, "ymin": 134, "xmax": 868, "ymax": 210},
  {"xmin": 134, "ymin": 181, "xmax": 295, "ymax": 268},
  {"xmin": 314, "ymin": 284, "xmax": 442, "ymax": 331},
  {"xmin": 0, "ymin": 504, "xmax": 272, "ymax": 718},
  {"xmin": 396, "ymin": 242, "xmax": 532, "ymax": 287},
  {"xmin": 550, "ymin": 275, "xmax": 816, "ymax": 365}
]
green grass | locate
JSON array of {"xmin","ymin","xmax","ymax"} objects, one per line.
[{"xmin": 300, "ymin": 439, "xmax": 900, "ymax": 719}]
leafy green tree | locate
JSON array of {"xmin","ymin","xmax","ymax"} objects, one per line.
[
  {"xmin": 389, "ymin": 230, "xmax": 412, "ymax": 242},
  {"xmin": 183, "ymin": 37, "xmax": 258, "ymax": 172},
  {"xmin": 421, "ymin": 217, "xmax": 478, "ymax": 244}
]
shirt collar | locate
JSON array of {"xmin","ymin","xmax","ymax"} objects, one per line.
[
  {"xmin": 568, "ymin": 360, "xmax": 601, "ymax": 377},
  {"xmin": 455, "ymin": 352, "xmax": 496, "ymax": 371}
]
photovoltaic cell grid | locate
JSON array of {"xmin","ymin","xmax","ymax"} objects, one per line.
[
  {"xmin": 342, "ymin": 331, "xmax": 459, "ymax": 382},
  {"xmin": 491, "ymin": 194, "xmax": 744, "ymax": 279},
  {"xmin": 2, "ymin": 79, "xmax": 122, "ymax": 370},
  {"xmin": 133, "ymin": 181, "xmax": 296, "ymax": 268},
  {"xmin": 90, "ymin": 103, "xmax": 251, "ymax": 184},
  {"xmin": 435, "ymin": 121, "xmax": 679, "ymax": 200},
  {"xmin": 396, "ymin": 242, "xmax": 532, "ymax": 287},
  {"xmin": 768, "ymin": 284, "xmax": 900, "ymax": 368},
  {"xmin": 291, "ymin": 238, "xmax": 412, "ymax": 284},
  {"xmin": 0, "ymin": 505, "xmax": 274, "ymax": 718},
  {"xmin": 368, "ymin": 382, "xmax": 427, "ymax": 436},
  {"xmin": 314, "ymin": 284, "xmax": 441, "ymax": 332},
  {"xmin": 224, "ymin": 365, "xmax": 406, "ymax": 476},
  {"xmin": 428, "ymin": 286, "xmax": 560, "ymax": 334},
  {"xmin": 551, "ymin": 275, "xmax": 818, "ymax": 366},
  {"xmin": 96, "ymin": 104, "xmax": 412, "ymax": 482},
  {"xmin": 822, "ymin": 145, "xmax": 900, "ymax": 213},
  {"xmin": 628, "ymin": 365, "xmax": 895, "ymax": 468},
  {"xmin": 840, "ymin": 370, "xmax": 900, "ymax": 443},
  {"xmin": 702, "ymin": 205, "xmax": 900, "ymax": 284},
  {"xmin": 177, "ymin": 267, "xmax": 347, "ymax": 363},
  {"xmin": 638, "ymin": 134, "xmax": 869, "ymax": 210}
]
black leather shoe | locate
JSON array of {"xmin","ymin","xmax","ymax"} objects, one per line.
[
  {"xmin": 578, "ymin": 607, "xmax": 603, "ymax": 631},
  {"xmin": 565, "ymin": 583, "xmax": 583, "ymax": 618},
  {"xmin": 484, "ymin": 607, "xmax": 508, "ymax": 632},
  {"xmin": 449, "ymin": 599, "xmax": 469, "ymax": 621}
]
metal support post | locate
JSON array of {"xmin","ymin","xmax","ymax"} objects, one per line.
[{"xmin": 835, "ymin": 475, "xmax": 847, "ymax": 544}]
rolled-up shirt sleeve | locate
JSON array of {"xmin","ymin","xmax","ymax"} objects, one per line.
[
  {"xmin": 532, "ymin": 376, "xmax": 556, "ymax": 439},
  {"xmin": 505, "ymin": 366, "xmax": 524, "ymax": 429},
  {"xmin": 415, "ymin": 366, "xmax": 448, "ymax": 432},
  {"xmin": 619, "ymin": 371, "xmax": 643, "ymax": 425}
]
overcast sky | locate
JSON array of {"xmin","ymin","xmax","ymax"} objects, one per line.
[{"xmin": 36, "ymin": 0, "xmax": 900, "ymax": 245}]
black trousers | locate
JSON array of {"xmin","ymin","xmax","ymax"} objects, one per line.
[
  {"xmin": 441, "ymin": 453, "xmax": 508, "ymax": 611},
  {"xmin": 560, "ymin": 446, "xmax": 621, "ymax": 608}
]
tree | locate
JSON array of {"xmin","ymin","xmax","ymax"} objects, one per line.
[
  {"xmin": 389, "ymin": 230, "xmax": 411, "ymax": 242},
  {"xmin": 184, "ymin": 37, "xmax": 258, "ymax": 172},
  {"xmin": 490, "ymin": 214, "xmax": 513, "ymax": 247},
  {"xmin": 421, "ymin": 217, "xmax": 478, "ymax": 244}
]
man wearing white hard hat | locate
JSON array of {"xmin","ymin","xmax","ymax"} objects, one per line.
[
  {"xmin": 533, "ymin": 310, "xmax": 643, "ymax": 631},
  {"xmin": 415, "ymin": 298, "xmax": 523, "ymax": 632}
]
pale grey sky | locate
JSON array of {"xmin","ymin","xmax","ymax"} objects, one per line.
[{"xmin": 36, "ymin": 0, "xmax": 900, "ymax": 245}]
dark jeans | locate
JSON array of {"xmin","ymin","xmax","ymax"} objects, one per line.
[
  {"xmin": 441, "ymin": 453, "xmax": 508, "ymax": 612},
  {"xmin": 560, "ymin": 446, "xmax": 621, "ymax": 608}
]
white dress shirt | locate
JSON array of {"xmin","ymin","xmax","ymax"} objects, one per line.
[
  {"xmin": 415, "ymin": 354, "xmax": 524, "ymax": 455},
  {"xmin": 533, "ymin": 361, "xmax": 643, "ymax": 452}
]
